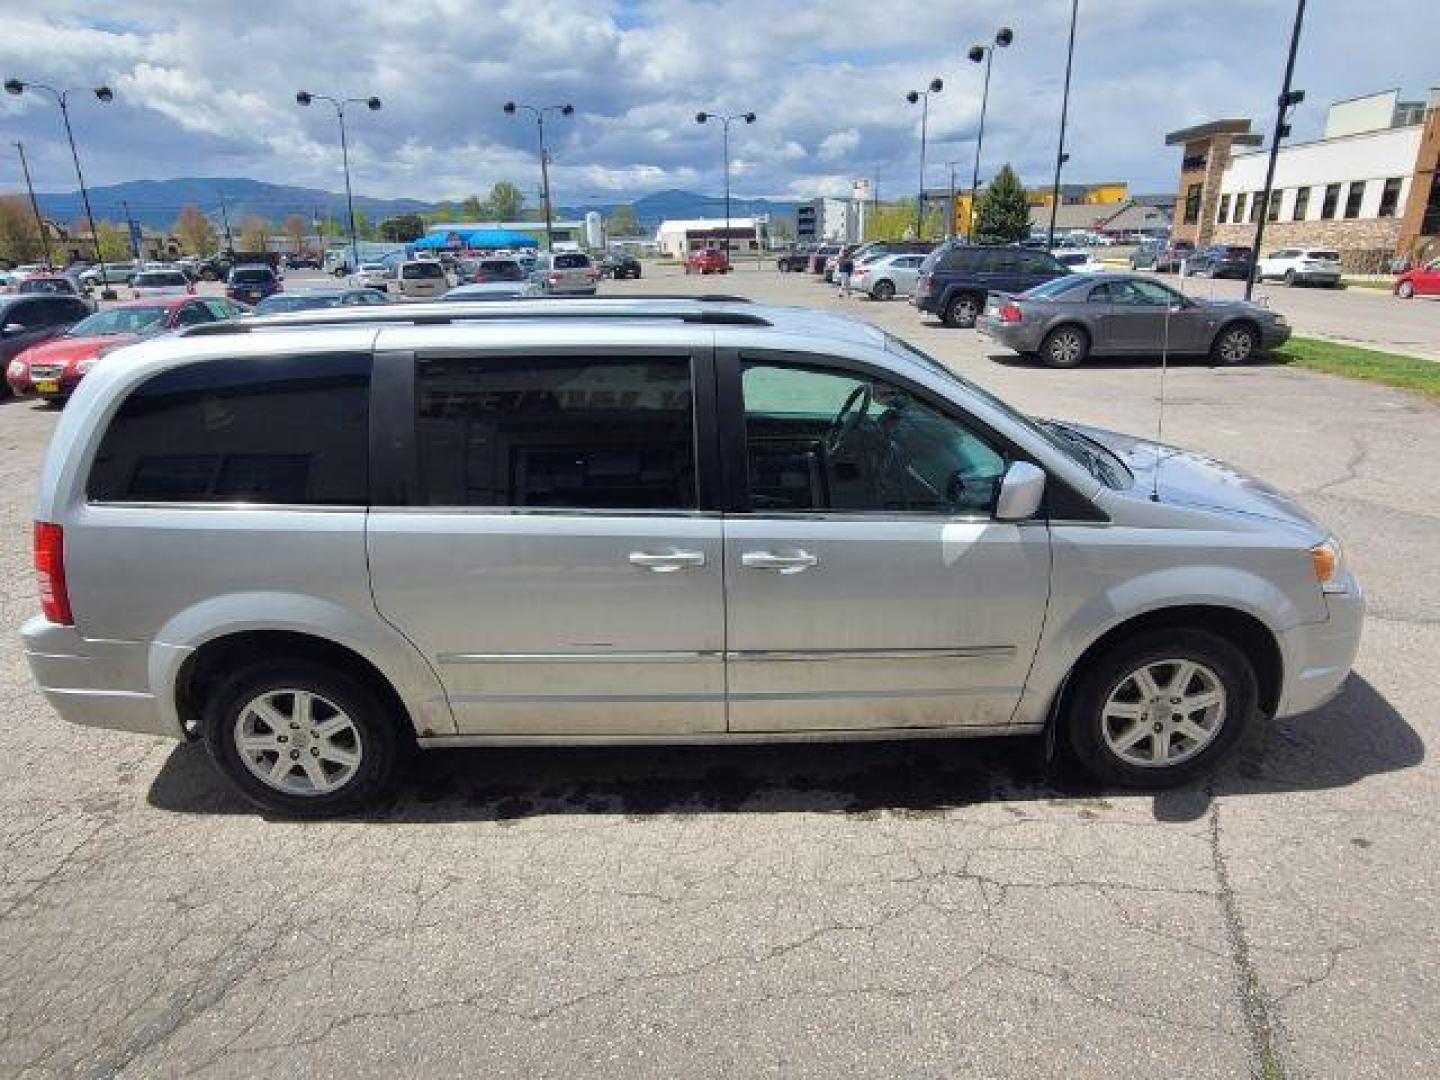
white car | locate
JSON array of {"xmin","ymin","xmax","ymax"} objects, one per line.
[
  {"xmin": 848, "ymin": 253, "xmax": 927, "ymax": 299},
  {"xmin": 130, "ymin": 269, "xmax": 195, "ymax": 299},
  {"xmin": 1256, "ymin": 248, "xmax": 1342, "ymax": 288},
  {"xmin": 350, "ymin": 263, "xmax": 392, "ymax": 291},
  {"xmin": 1052, "ymin": 249, "xmax": 1105, "ymax": 274},
  {"xmin": 392, "ymin": 259, "xmax": 449, "ymax": 299}
]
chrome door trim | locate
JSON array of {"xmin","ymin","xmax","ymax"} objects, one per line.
[
  {"xmin": 726, "ymin": 646, "xmax": 1015, "ymax": 662},
  {"xmin": 367, "ymin": 506, "xmax": 723, "ymax": 519},
  {"xmin": 417, "ymin": 722, "xmax": 1043, "ymax": 748},
  {"xmin": 437, "ymin": 650, "xmax": 724, "ymax": 665}
]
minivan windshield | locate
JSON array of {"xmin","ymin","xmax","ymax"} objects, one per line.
[
  {"xmin": 882, "ymin": 331, "xmax": 1132, "ymax": 490},
  {"xmin": 231, "ymin": 267, "xmax": 274, "ymax": 284},
  {"xmin": 403, "ymin": 262, "xmax": 445, "ymax": 279}
]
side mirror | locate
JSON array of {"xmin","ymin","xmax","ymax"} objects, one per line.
[{"xmin": 995, "ymin": 460, "xmax": 1046, "ymax": 521}]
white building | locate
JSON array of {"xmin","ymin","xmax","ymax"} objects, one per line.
[
  {"xmin": 796, "ymin": 198, "xmax": 861, "ymax": 244},
  {"xmin": 654, "ymin": 217, "xmax": 765, "ymax": 258}
]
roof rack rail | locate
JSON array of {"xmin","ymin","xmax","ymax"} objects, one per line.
[{"xmin": 180, "ymin": 305, "xmax": 771, "ymax": 337}]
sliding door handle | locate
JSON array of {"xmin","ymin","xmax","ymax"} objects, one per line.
[
  {"xmin": 628, "ymin": 550, "xmax": 706, "ymax": 572},
  {"xmin": 741, "ymin": 550, "xmax": 819, "ymax": 574}
]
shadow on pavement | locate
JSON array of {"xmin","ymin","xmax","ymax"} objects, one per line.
[
  {"xmin": 148, "ymin": 674, "xmax": 1420, "ymax": 826},
  {"xmin": 987, "ymin": 351, "xmax": 1287, "ymax": 371}
]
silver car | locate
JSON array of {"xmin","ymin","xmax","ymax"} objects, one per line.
[
  {"xmin": 21, "ymin": 298, "xmax": 1362, "ymax": 815},
  {"xmin": 848, "ymin": 254, "xmax": 927, "ymax": 300},
  {"xmin": 530, "ymin": 252, "xmax": 599, "ymax": 296},
  {"xmin": 977, "ymin": 272, "xmax": 1291, "ymax": 367}
]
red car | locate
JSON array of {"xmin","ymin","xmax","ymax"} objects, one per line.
[
  {"xmin": 1394, "ymin": 258, "xmax": 1440, "ymax": 299},
  {"xmin": 6, "ymin": 296, "xmax": 246, "ymax": 400},
  {"xmin": 684, "ymin": 247, "xmax": 731, "ymax": 275}
]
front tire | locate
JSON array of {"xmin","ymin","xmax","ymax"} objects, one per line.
[
  {"xmin": 871, "ymin": 279, "xmax": 896, "ymax": 301},
  {"xmin": 1282, "ymin": 268, "xmax": 1296, "ymax": 287},
  {"xmin": 1211, "ymin": 322, "xmax": 1258, "ymax": 365},
  {"xmin": 1396, "ymin": 280, "xmax": 1415, "ymax": 299},
  {"xmin": 1040, "ymin": 325, "xmax": 1089, "ymax": 368},
  {"xmin": 1065, "ymin": 628, "xmax": 1256, "ymax": 788},
  {"xmin": 201, "ymin": 660, "xmax": 404, "ymax": 817}
]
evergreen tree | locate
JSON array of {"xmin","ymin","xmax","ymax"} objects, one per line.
[{"xmin": 972, "ymin": 164, "xmax": 1031, "ymax": 245}]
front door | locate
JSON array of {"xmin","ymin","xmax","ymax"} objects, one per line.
[
  {"xmin": 367, "ymin": 348, "xmax": 726, "ymax": 735},
  {"xmin": 720, "ymin": 353, "xmax": 1051, "ymax": 733},
  {"xmin": 1103, "ymin": 278, "xmax": 1204, "ymax": 355}
]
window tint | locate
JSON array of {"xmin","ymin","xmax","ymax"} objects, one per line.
[
  {"xmin": 402, "ymin": 262, "xmax": 445, "ymax": 279},
  {"xmin": 740, "ymin": 361, "xmax": 1006, "ymax": 515},
  {"xmin": 88, "ymin": 353, "xmax": 370, "ymax": 504},
  {"xmin": 1378, "ymin": 177, "xmax": 1403, "ymax": 218},
  {"xmin": 413, "ymin": 355, "xmax": 696, "ymax": 510},
  {"xmin": 174, "ymin": 303, "xmax": 214, "ymax": 326},
  {"xmin": 553, "ymin": 254, "xmax": 591, "ymax": 269},
  {"xmin": 1321, "ymin": 183, "xmax": 1341, "ymax": 219},
  {"xmin": 231, "ymin": 268, "xmax": 274, "ymax": 284},
  {"xmin": 936, "ymin": 247, "xmax": 977, "ymax": 273},
  {"xmin": 203, "ymin": 299, "xmax": 235, "ymax": 319},
  {"xmin": 1292, "ymin": 186, "xmax": 1310, "ymax": 221}
]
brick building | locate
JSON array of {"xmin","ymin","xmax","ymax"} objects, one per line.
[{"xmin": 1165, "ymin": 89, "xmax": 1440, "ymax": 271}]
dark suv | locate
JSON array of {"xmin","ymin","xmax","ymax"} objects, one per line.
[
  {"xmin": 1184, "ymin": 245, "xmax": 1253, "ymax": 280},
  {"xmin": 913, "ymin": 244, "xmax": 1069, "ymax": 328},
  {"xmin": 0, "ymin": 294, "xmax": 92, "ymax": 395}
]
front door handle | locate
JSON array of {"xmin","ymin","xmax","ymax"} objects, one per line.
[
  {"xmin": 741, "ymin": 550, "xmax": 819, "ymax": 574},
  {"xmin": 628, "ymin": 550, "xmax": 706, "ymax": 572}
]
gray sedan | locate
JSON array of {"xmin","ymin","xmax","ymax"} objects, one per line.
[{"xmin": 977, "ymin": 272, "xmax": 1290, "ymax": 368}]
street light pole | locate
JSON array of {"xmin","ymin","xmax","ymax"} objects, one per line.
[
  {"xmin": 12, "ymin": 141, "xmax": 52, "ymax": 266},
  {"xmin": 696, "ymin": 111, "xmax": 756, "ymax": 263},
  {"xmin": 1047, "ymin": 0, "xmax": 1079, "ymax": 250},
  {"xmin": 505, "ymin": 101, "xmax": 575, "ymax": 252},
  {"xmin": 906, "ymin": 80, "xmax": 944, "ymax": 239},
  {"xmin": 5, "ymin": 78, "xmax": 115, "ymax": 292},
  {"xmin": 1245, "ymin": 0, "xmax": 1307, "ymax": 301},
  {"xmin": 966, "ymin": 27, "xmax": 1014, "ymax": 241},
  {"xmin": 945, "ymin": 160, "xmax": 963, "ymax": 239},
  {"xmin": 296, "ymin": 91, "xmax": 382, "ymax": 273}
]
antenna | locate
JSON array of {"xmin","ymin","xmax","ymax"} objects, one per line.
[{"xmin": 1152, "ymin": 271, "xmax": 1184, "ymax": 502}]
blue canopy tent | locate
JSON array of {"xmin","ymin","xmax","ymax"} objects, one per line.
[{"xmin": 413, "ymin": 229, "xmax": 539, "ymax": 251}]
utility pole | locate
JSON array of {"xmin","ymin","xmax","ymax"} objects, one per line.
[
  {"xmin": 13, "ymin": 141, "xmax": 53, "ymax": 266},
  {"xmin": 1245, "ymin": 0, "xmax": 1307, "ymax": 301},
  {"xmin": 1047, "ymin": 0, "xmax": 1079, "ymax": 250},
  {"xmin": 217, "ymin": 190, "xmax": 235, "ymax": 254},
  {"xmin": 122, "ymin": 200, "xmax": 142, "ymax": 261}
]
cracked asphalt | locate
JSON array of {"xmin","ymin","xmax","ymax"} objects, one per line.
[{"xmin": 1, "ymin": 265, "xmax": 1436, "ymax": 1078}]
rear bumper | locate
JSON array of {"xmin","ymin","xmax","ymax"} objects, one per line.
[
  {"xmin": 21, "ymin": 615, "xmax": 185, "ymax": 739},
  {"xmin": 1275, "ymin": 586, "xmax": 1365, "ymax": 718},
  {"xmin": 976, "ymin": 317, "xmax": 1044, "ymax": 353}
]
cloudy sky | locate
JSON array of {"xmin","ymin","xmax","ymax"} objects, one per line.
[{"xmin": 1, "ymin": 0, "xmax": 1436, "ymax": 209}]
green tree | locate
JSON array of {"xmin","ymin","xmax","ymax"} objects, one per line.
[
  {"xmin": 0, "ymin": 196, "xmax": 47, "ymax": 263},
  {"xmin": 484, "ymin": 181, "xmax": 524, "ymax": 221},
  {"xmin": 94, "ymin": 221, "xmax": 131, "ymax": 261},
  {"xmin": 173, "ymin": 205, "xmax": 218, "ymax": 255},
  {"xmin": 863, "ymin": 200, "xmax": 919, "ymax": 242},
  {"xmin": 380, "ymin": 213, "xmax": 426, "ymax": 242},
  {"xmin": 238, "ymin": 216, "xmax": 272, "ymax": 252},
  {"xmin": 972, "ymin": 164, "xmax": 1030, "ymax": 245},
  {"xmin": 353, "ymin": 211, "xmax": 376, "ymax": 241},
  {"xmin": 607, "ymin": 203, "xmax": 640, "ymax": 236},
  {"xmin": 460, "ymin": 194, "xmax": 484, "ymax": 219}
]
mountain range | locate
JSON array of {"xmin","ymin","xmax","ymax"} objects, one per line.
[{"xmin": 16, "ymin": 177, "xmax": 802, "ymax": 233}]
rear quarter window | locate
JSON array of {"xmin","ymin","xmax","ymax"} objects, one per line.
[
  {"xmin": 553, "ymin": 254, "xmax": 591, "ymax": 269},
  {"xmin": 88, "ymin": 353, "xmax": 371, "ymax": 505}
]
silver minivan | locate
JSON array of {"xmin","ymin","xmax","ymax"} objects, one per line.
[{"xmin": 22, "ymin": 299, "xmax": 1363, "ymax": 815}]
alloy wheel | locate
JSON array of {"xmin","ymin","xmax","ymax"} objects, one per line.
[
  {"xmin": 1048, "ymin": 329, "xmax": 1084, "ymax": 365},
  {"xmin": 234, "ymin": 689, "xmax": 363, "ymax": 796},
  {"xmin": 1217, "ymin": 326, "xmax": 1255, "ymax": 363},
  {"xmin": 1100, "ymin": 658, "xmax": 1226, "ymax": 768}
]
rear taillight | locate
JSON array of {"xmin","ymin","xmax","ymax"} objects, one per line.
[
  {"xmin": 1000, "ymin": 304, "xmax": 1023, "ymax": 323},
  {"xmin": 548, "ymin": 274, "xmax": 560, "ymax": 284},
  {"xmin": 34, "ymin": 522, "xmax": 72, "ymax": 625}
]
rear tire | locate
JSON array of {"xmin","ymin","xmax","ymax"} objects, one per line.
[
  {"xmin": 1040, "ymin": 325, "xmax": 1089, "ymax": 368},
  {"xmin": 1211, "ymin": 322, "xmax": 1258, "ymax": 365},
  {"xmin": 201, "ymin": 659, "xmax": 404, "ymax": 817},
  {"xmin": 1396, "ymin": 280, "xmax": 1415, "ymax": 299},
  {"xmin": 1283, "ymin": 269, "xmax": 1296, "ymax": 287},
  {"xmin": 943, "ymin": 293, "xmax": 982, "ymax": 328},
  {"xmin": 1065, "ymin": 628, "xmax": 1256, "ymax": 789},
  {"xmin": 871, "ymin": 279, "xmax": 896, "ymax": 301}
]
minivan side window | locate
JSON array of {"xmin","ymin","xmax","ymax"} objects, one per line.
[
  {"xmin": 412, "ymin": 355, "xmax": 697, "ymax": 510},
  {"xmin": 88, "ymin": 353, "xmax": 371, "ymax": 505},
  {"xmin": 740, "ymin": 360, "xmax": 1007, "ymax": 516}
]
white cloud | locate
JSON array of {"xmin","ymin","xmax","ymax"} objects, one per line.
[
  {"xmin": 818, "ymin": 129, "xmax": 861, "ymax": 161},
  {"xmin": 2, "ymin": 0, "xmax": 1438, "ymax": 207}
]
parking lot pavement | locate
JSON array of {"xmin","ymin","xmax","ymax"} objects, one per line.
[{"xmin": 2, "ymin": 264, "xmax": 1437, "ymax": 1078}]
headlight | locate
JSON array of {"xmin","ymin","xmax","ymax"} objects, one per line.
[
  {"xmin": 6, "ymin": 359, "xmax": 24, "ymax": 378},
  {"xmin": 1310, "ymin": 538, "xmax": 1347, "ymax": 593}
]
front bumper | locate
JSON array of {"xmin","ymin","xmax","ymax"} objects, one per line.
[
  {"xmin": 22, "ymin": 615, "xmax": 185, "ymax": 738},
  {"xmin": 1275, "ymin": 586, "xmax": 1365, "ymax": 718},
  {"xmin": 1260, "ymin": 322, "xmax": 1292, "ymax": 350}
]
